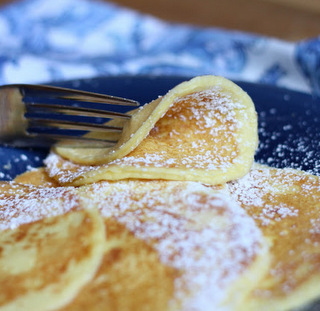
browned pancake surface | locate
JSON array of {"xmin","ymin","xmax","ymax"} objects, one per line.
[
  {"xmin": 228, "ymin": 165, "xmax": 320, "ymax": 310},
  {"xmin": 14, "ymin": 168, "xmax": 59, "ymax": 187},
  {"xmin": 66, "ymin": 180, "xmax": 269, "ymax": 310},
  {"xmin": 59, "ymin": 219, "xmax": 178, "ymax": 311},
  {"xmin": 0, "ymin": 207, "xmax": 105, "ymax": 311}
]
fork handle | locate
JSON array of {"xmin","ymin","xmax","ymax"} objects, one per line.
[{"xmin": 0, "ymin": 87, "xmax": 28, "ymax": 141}]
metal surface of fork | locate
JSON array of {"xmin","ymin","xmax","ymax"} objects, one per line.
[{"xmin": 0, "ymin": 84, "xmax": 139, "ymax": 148}]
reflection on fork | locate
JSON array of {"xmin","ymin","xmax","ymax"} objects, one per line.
[{"xmin": 0, "ymin": 84, "xmax": 140, "ymax": 148}]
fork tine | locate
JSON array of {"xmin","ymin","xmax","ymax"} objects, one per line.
[
  {"xmin": 14, "ymin": 84, "xmax": 140, "ymax": 106},
  {"xmin": 7, "ymin": 133, "xmax": 118, "ymax": 148},
  {"xmin": 26, "ymin": 103, "xmax": 131, "ymax": 119},
  {"xmin": 29, "ymin": 118, "xmax": 123, "ymax": 133},
  {"xmin": 0, "ymin": 83, "xmax": 139, "ymax": 148},
  {"xmin": 30, "ymin": 133, "xmax": 118, "ymax": 148}
]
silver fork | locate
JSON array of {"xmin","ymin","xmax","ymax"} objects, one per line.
[{"xmin": 0, "ymin": 84, "xmax": 139, "ymax": 148}]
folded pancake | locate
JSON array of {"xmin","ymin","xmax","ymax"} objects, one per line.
[
  {"xmin": 54, "ymin": 93, "xmax": 164, "ymax": 165},
  {"xmin": 0, "ymin": 199, "xmax": 105, "ymax": 311},
  {"xmin": 45, "ymin": 75, "xmax": 258, "ymax": 186},
  {"xmin": 227, "ymin": 164, "xmax": 320, "ymax": 311},
  {"xmin": 60, "ymin": 180, "xmax": 269, "ymax": 311}
]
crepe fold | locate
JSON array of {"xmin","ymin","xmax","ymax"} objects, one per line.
[{"xmin": 45, "ymin": 75, "xmax": 258, "ymax": 186}]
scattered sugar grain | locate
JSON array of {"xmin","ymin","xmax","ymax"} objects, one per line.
[{"xmin": 20, "ymin": 154, "xmax": 28, "ymax": 161}]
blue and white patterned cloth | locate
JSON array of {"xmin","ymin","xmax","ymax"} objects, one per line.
[{"xmin": 0, "ymin": 0, "xmax": 319, "ymax": 95}]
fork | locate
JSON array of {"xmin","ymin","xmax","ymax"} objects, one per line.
[{"xmin": 0, "ymin": 84, "xmax": 139, "ymax": 148}]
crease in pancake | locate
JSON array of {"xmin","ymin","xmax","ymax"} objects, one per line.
[
  {"xmin": 65, "ymin": 180, "xmax": 270, "ymax": 311},
  {"xmin": 227, "ymin": 164, "xmax": 320, "ymax": 311},
  {"xmin": 53, "ymin": 96, "xmax": 163, "ymax": 165},
  {"xmin": 45, "ymin": 75, "xmax": 258, "ymax": 186},
  {"xmin": 0, "ymin": 207, "xmax": 105, "ymax": 311}
]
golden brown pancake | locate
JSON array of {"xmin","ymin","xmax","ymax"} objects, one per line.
[
  {"xmin": 0, "ymin": 181, "xmax": 78, "ymax": 230},
  {"xmin": 45, "ymin": 75, "xmax": 258, "ymax": 186},
  {"xmin": 58, "ymin": 219, "xmax": 179, "ymax": 311},
  {"xmin": 59, "ymin": 180, "xmax": 269, "ymax": 310},
  {"xmin": 14, "ymin": 168, "xmax": 59, "ymax": 187},
  {"xmin": 0, "ymin": 205, "xmax": 105, "ymax": 311},
  {"xmin": 227, "ymin": 164, "xmax": 320, "ymax": 310}
]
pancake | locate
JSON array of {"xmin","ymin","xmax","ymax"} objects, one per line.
[
  {"xmin": 0, "ymin": 181, "xmax": 78, "ymax": 230},
  {"xmin": 227, "ymin": 164, "xmax": 320, "ymax": 310},
  {"xmin": 14, "ymin": 168, "xmax": 59, "ymax": 187},
  {"xmin": 60, "ymin": 180, "xmax": 269, "ymax": 310},
  {"xmin": 45, "ymin": 75, "xmax": 258, "ymax": 186},
  {"xmin": 58, "ymin": 218, "xmax": 179, "ymax": 311},
  {"xmin": 0, "ymin": 205, "xmax": 105, "ymax": 311}
]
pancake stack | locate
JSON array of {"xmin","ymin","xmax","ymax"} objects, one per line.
[{"xmin": 0, "ymin": 75, "xmax": 319, "ymax": 310}]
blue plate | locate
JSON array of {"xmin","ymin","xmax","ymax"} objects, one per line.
[{"xmin": 0, "ymin": 75, "xmax": 320, "ymax": 180}]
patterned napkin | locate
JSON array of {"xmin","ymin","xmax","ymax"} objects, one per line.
[{"xmin": 0, "ymin": 0, "xmax": 319, "ymax": 95}]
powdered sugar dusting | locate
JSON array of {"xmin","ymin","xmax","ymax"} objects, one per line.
[
  {"xmin": 44, "ymin": 153, "xmax": 99, "ymax": 184},
  {"xmin": 117, "ymin": 88, "xmax": 248, "ymax": 170},
  {"xmin": 81, "ymin": 180, "xmax": 264, "ymax": 310},
  {"xmin": 0, "ymin": 182, "xmax": 79, "ymax": 230},
  {"xmin": 256, "ymin": 108, "xmax": 320, "ymax": 176},
  {"xmin": 167, "ymin": 88, "xmax": 245, "ymax": 134},
  {"xmin": 227, "ymin": 165, "xmax": 320, "ymax": 301},
  {"xmin": 227, "ymin": 165, "xmax": 320, "ymax": 226}
]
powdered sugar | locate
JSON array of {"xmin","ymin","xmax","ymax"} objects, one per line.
[
  {"xmin": 167, "ymin": 88, "xmax": 246, "ymax": 134},
  {"xmin": 256, "ymin": 108, "xmax": 320, "ymax": 176},
  {"xmin": 81, "ymin": 180, "xmax": 264, "ymax": 310},
  {"xmin": 310, "ymin": 218, "xmax": 320, "ymax": 234},
  {"xmin": 0, "ymin": 182, "xmax": 79, "ymax": 230},
  {"xmin": 227, "ymin": 165, "xmax": 320, "ymax": 226},
  {"xmin": 44, "ymin": 153, "xmax": 98, "ymax": 184},
  {"xmin": 0, "ymin": 149, "xmax": 44, "ymax": 181},
  {"xmin": 258, "ymin": 202, "xmax": 299, "ymax": 226}
]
